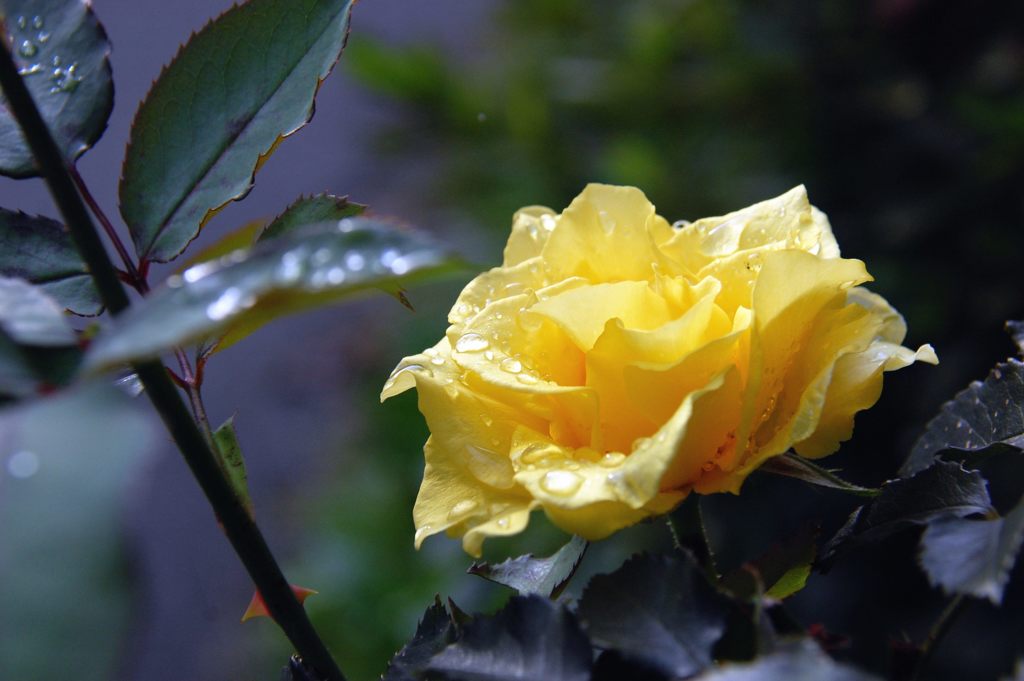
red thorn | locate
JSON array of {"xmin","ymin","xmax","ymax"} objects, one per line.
[{"xmin": 241, "ymin": 584, "xmax": 318, "ymax": 623}]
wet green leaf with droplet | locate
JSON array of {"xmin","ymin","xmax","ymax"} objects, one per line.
[
  {"xmin": 468, "ymin": 535, "xmax": 588, "ymax": 598},
  {"xmin": 258, "ymin": 193, "xmax": 365, "ymax": 242},
  {"xmin": 0, "ymin": 276, "xmax": 81, "ymax": 402},
  {"xmin": 0, "ymin": 384, "xmax": 156, "ymax": 680},
  {"xmin": 83, "ymin": 218, "xmax": 464, "ymax": 372},
  {"xmin": 0, "ymin": 208, "xmax": 101, "ymax": 315},
  {"xmin": 901, "ymin": 358, "xmax": 1024, "ymax": 477},
  {"xmin": 212, "ymin": 415, "xmax": 253, "ymax": 518},
  {"xmin": 0, "ymin": 0, "xmax": 113, "ymax": 178},
  {"xmin": 118, "ymin": 0, "xmax": 355, "ymax": 263}
]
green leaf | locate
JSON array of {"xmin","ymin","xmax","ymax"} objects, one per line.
[
  {"xmin": 690, "ymin": 639, "xmax": 881, "ymax": 681},
  {"xmin": 0, "ymin": 276, "xmax": 80, "ymax": 401},
  {"xmin": 0, "ymin": 208, "xmax": 100, "ymax": 315},
  {"xmin": 425, "ymin": 595, "xmax": 592, "ymax": 681},
  {"xmin": 212, "ymin": 416, "xmax": 253, "ymax": 518},
  {"xmin": 259, "ymin": 193, "xmax": 365, "ymax": 242},
  {"xmin": 0, "ymin": 384, "xmax": 156, "ymax": 681},
  {"xmin": 83, "ymin": 218, "xmax": 462, "ymax": 371},
  {"xmin": 383, "ymin": 597, "xmax": 457, "ymax": 681},
  {"xmin": 919, "ymin": 498, "xmax": 1024, "ymax": 604},
  {"xmin": 722, "ymin": 526, "xmax": 818, "ymax": 602},
  {"xmin": 118, "ymin": 0, "xmax": 356, "ymax": 263},
  {"xmin": 901, "ymin": 359, "xmax": 1024, "ymax": 476},
  {"xmin": 577, "ymin": 552, "xmax": 731, "ymax": 679},
  {"xmin": 467, "ymin": 535, "xmax": 588, "ymax": 599},
  {"xmin": 0, "ymin": 0, "xmax": 113, "ymax": 177},
  {"xmin": 759, "ymin": 453, "xmax": 880, "ymax": 497},
  {"xmin": 822, "ymin": 462, "xmax": 994, "ymax": 565}
]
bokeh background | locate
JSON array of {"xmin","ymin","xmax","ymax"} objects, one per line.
[{"xmin": 1, "ymin": 0, "xmax": 1022, "ymax": 679}]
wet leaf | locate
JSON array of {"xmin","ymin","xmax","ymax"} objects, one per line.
[
  {"xmin": 383, "ymin": 596, "xmax": 456, "ymax": 681},
  {"xmin": 0, "ymin": 276, "xmax": 80, "ymax": 401},
  {"xmin": 212, "ymin": 416, "xmax": 252, "ymax": 518},
  {"xmin": 0, "ymin": 384, "xmax": 156, "ymax": 680},
  {"xmin": 83, "ymin": 218, "xmax": 463, "ymax": 372},
  {"xmin": 174, "ymin": 219, "xmax": 265, "ymax": 274},
  {"xmin": 759, "ymin": 453, "xmax": 879, "ymax": 497},
  {"xmin": 901, "ymin": 359, "xmax": 1024, "ymax": 477},
  {"xmin": 0, "ymin": 209, "xmax": 100, "ymax": 315},
  {"xmin": 467, "ymin": 535, "xmax": 588, "ymax": 599},
  {"xmin": 919, "ymin": 498, "xmax": 1024, "ymax": 604},
  {"xmin": 577, "ymin": 552, "xmax": 731, "ymax": 679},
  {"xmin": 425, "ymin": 595, "xmax": 592, "ymax": 681},
  {"xmin": 689, "ymin": 639, "xmax": 881, "ymax": 681},
  {"xmin": 259, "ymin": 193, "xmax": 365, "ymax": 242},
  {"xmin": 822, "ymin": 462, "xmax": 994, "ymax": 564},
  {"xmin": 0, "ymin": 0, "xmax": 113, "ymax": 178},
  {"xmin": 119, "ymin": 0, "xmax": 355, "ymax": 263}
]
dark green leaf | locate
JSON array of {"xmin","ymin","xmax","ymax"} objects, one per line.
[
  {"xmin": 0, "ymin": 209, "xmax": 100, "ymax": 315},
  {"xmin": 759, "ymin": 453, "xmax": 879, "ymax": 497},
  {"xmin": 0, "ymin": 384, "xmax": 156, "ymax": 680},
  {"xmin": 83, "ymin": 218, "xmax": 463, "ymax": 372},
  {"xmin": 425, "ymin": 595, "xmax": 592, "ymax": 681},
  {"xmin": 118, "ymin": 0, "xmax": 355, "ymax": 263},
  {"xmin": 822, "ymin": 462, "xmax": 993, "ymax": 564},
  {"xmin": 259, "ymin": 193, "xmax": 365, "ymax": 242},
  {"xmin": 383, "ymin": 596, "xmax": 456, "ymax": 681},
  {"xmin": 919, "ymin": 498, "xmax": 1024, "ymax": 604},
  {"xmin": 212, "ymin": 416, "xmax": 253, "ymax": 518},
  {"xmin": 0, "ymin": 0, "xmax": 113, "ymax": 177},
  {"xmin": 577, "ymin": 552, "xmax": 731, "ymax": 679},
  {"xmin": 467, "ymin": 535, "xmax": 588, "ymax": 598},
  {"xmin": 901, "ymin": 359, "xmax": 1024, "ymax": 476},
  {"xmin": 722, "ymin": 526, "xmax": 818, "ymax": 601},
  {"xmin": 690, "ymin": 639, "xmax": 881, "ymax": 681},
  {"xmin": 0, "ymin": 276, "xmax": 80, "ymax": 401}
]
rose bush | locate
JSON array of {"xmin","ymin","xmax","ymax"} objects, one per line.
[{"xmin": 382, "ymin": 184, "xmax": 936, "ymax": 556}]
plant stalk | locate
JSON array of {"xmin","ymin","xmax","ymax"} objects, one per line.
[
  {"xmin": 0, "ymin": 33, "xmax": 345, "ymax": 681},
  {"xmin": 909, "ymin": 595, "xmax": 965, "ymax": 681}
]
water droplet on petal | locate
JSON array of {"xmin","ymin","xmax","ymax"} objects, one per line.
[
  {"xmin": 429, "ymin": 356, "xmax": 445, "ymax": 366},
  {"xmin": 516, "ymin": 372, "xmax": 538, "ymax": 385},
  {"xmin": 455, "ymin": 333, "xmax": 489, "ymax": 352},
  {"xmin": 31, "ymin": 15, "xmax": 44, "ymax": 29},
  {"xmin": 540, "ymin": 215, "xmax": 556, "ymax": 231},
  {"xmin": 345, "ymin": 252, "xmax": 365, "ymax": 271},
  {"xmin": 18, "ymin": 40, "xmax": 37, "ymax": 57},
  {"xmin": 496, "ymin": 517, "xmax": 510, "ymax": 529},
  {"xmin": 500, "ymin": 357, "xmax": 522, "ymax": 374},
  {"xmin": 599, "ymin": 452, "xmax": 626, "ymax": 467},
  {"xmin": 540, "ymin": 470, "xmax": 583, "ymax": 496},
  {"xmin": 16, "ymin": 16, "xmax": 27, "ymax": 30},
  {"xmin": 631, "ymin": 437, "xmax": 652, "ymax": 451},
  {"xmin": 448, "ymin": 499, "xmax": 478, "ymax": 520}
]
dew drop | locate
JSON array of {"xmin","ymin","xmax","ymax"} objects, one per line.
[
  {"xmin": 31, "ymin": 15, "xmax": 44, "ymax": 29},
  {"xmin": 500, "ymin": 357, "xmax": 522, "ymax": 374},
  {"xmin": 516, "ymin": 372, "xmax": 539, "ymax": 385},
  {"xmin": 481, "ymin": 414, "xmax": 494, "ymax": 427},
  {"xmin": 455, "ymin": 333, "xmax": 489, "ymax": 353},
  {"xmin": 448, "ymin": 499, "xmax": 478, "ymax": 520},
  {"xmin": 484, "ymin": 350, "xmax": 495, "ymax": 361},
  {"xmin": 326, "ymin": 266, "xmax": 346, "ymax": 284},
  {"xmin": 345, "ymin": 252, "xmax": 365, "ymax": 271},
  {"xmin": 206, "ymin": 287, "xmax": 242, "ymax": 321},
  {"xmin": 18, "ymin": 63, "xmax": 43, "ymax": 76},
  {"xmin": 599, "ymin": 452, "xmax": 626, "ymax": 467},
  {"xmin": 16, "ymin": 16, "xmax": 27, "ymax": 30},
  {"xmin": 36, "ymin": 30, "xmax": 50, "ymax": 44},
  {"xmin": 18, "ymin": 40, "xmax": 37, "ymax": 58},
  {"xmin": 672, "ymin": 219, "xmax": 691, "ymax": 229},
  {"xmin": 540, "ymin": 470, "xmax": 583, "ymax": 496},
  {"xmin": 631, "ymin": 436, "xmax": 652, "ymax": 451},
  {"xmin": 540, "ymin": 215, "xmax": 557, "ymax": 232},
  {"xmin": 429, "ymin": 356, "xmax": 445, "ymax": 366},
  {"xmin": 496, "ymin": 517, "xmax": 510, "ymax": 529},
  {"xmin": 6, "ymin": 450, "xmax": 39, "ymax": 479}
]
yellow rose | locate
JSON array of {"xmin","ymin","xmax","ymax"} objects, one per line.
[{"xmin": 382, "ymin": 184, "xmax": 937, "ymax": 556}]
